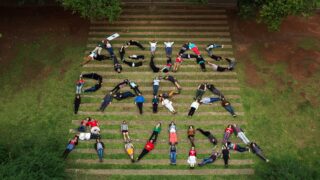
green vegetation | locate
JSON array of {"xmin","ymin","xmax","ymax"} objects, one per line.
[
  {"xmin": 237, "ymin": 43, "xmax": 320, "ymax": 179},
  {"xmin": 0, "ymin": 35, "xmax": 85, "ymax": 179},
  {"xmin": 57, "ymin": 0, "xmax": 121, "ymax": 21},
  {"xmin": 238, "ymin": 0, "xmax": 318, "ymax": 31}
]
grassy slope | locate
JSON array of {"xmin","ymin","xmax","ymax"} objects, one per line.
[
  {"xmin": 0, "ymin": 35, "xmax": 86, "ymax": 179},
  {"xmin": 237, "ymin": 38, "xmax": 320, "ymax": 179}
]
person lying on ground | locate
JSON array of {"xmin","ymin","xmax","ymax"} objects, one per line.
[
  {"xmin": 126, "ymin": 40, "xmax": 145, "ymax": 50},
  {"xmin": 188, "ymin": 99, "xmax": 200, "ymax": 117},
  {"xmin": 99, "ymin": 92, "xmax": 113, "ymax": 112},
  {"xmin": 173, "ymin": 55, "xmax": 183, "ymax": 72},
  {"xmin": 195, "ymin": 83, "xmax": 207, "ymax": 100},
  {"xmin": 82, "ymin": 73, "xmax": 103, "ymax": 83},
  {"xmin": 134, "ymin": 93, "xmax": 145, "ymax": 114},
  {"xmin": 136, "ymin": 139, "xmax": 155, "ymax": 161},
  {"xmin": 178, "ymin": 43, "xmax": 190, "ymax": 55},
  {"xmin": 74, "ymin": 94, "xmax": 81, "ymax": 114},
  {"xmin": 129, "ymin": 55, "xmax": 145, "ymax": 60},
  {"xmin": 129, "ymin": 80, "xmax": 142, "ymax": 95},
  {"xmin": 226, "ymin": 141, "xmax": 249, "ymax": 152},
  {"xmin": 150, "ymin": 55, "xmax": 160, "ymax": 72},
  {"xmin": 187, "ymin": 125, "xmax": 196, "ymax": 147},
  {"xmin": 149, "ymin": 122, "xmax": 162, "ymax": 142},
  {"xmin": 162, "ymin": 75, "xmax": 182, "ymax": 90},
  {"xmin": 196, "ymin": 128, "xmax": 218, "ymax": 146},
  {"xmin": 188, "ymin": 42, "xmax": 201, "ymax": 55},
  {"xmin": 206, "ymin": 84, "xmax": 225, "ymax": 98},
  {"xmin": 81, "ymin": 48, "xmax": 107, "ymax": 66},
  {"xmin": 119, "ymin": 44, "xmax": 127, "ymax": 61},
  {"xmin": 125, "ymin": 140, "xmax": 135, "ymax": 163},
  {"xmin": 161, "ymin": 97, "xmax": 177, "ymax": 114},
  {"xmin": 76, "ymin": 76, "xmax": 85, "ymax": 94},
  {"xmin": 249, "ymin": 142, "xmax": 269, "ymax": 162},
  {"xmin": 103, "ymin": 39, "xmax": 115, "ymax": 57},
  {"xmin": 221, "ymin": 98, "xmax": 237, "ymax": 117},
  {"xmin": 78, "ymin": 117, "xmax": 89, "ymax": 132},
  {"xmin": 121, "ymin": 121, "xmax": 130, "ymax": 142},
  {"xmin": 94, "ymin": 138, "xmax": 105, "ymax": 162},
  {"xmin": 111, "ymin": 79, "xmax": 129, "ymax": 94},
  {"xmin": 205, "ymin": 43, "xmax": 223, "ymax": 61},
  {"xmin": 164, "ymin": 41, "xmax": 174, "ymax": 57},
  {"xmin": 62, "ymin": 135, "xmax": 79, "ymax": 160},
  {"xmin": 153, "ymin": 76, "xmax": 161, "ymax": 95},
  {"xmin": 180, "ymin": 53, "xmax": 198, "ymax": 59},
  {"xmin": 198, "ymin": 151, "xmax": 220, "ymax": 167},
  {"xmin": 86, "ymin": 117, "xmax": 99, "ymax": 128},
  {"xmin": 196, "ymin": 55, "xmax": 206, "ymax": 72},
  {"xmin": 232, "ymin": 124, "xmax": 250, "ymax": 145},
  {"xmin": 200, "ymin": 96, "xmax": 221, "ymax": 104},
  {"xmin": 113, "ymin": 91, "xmax": 135, "ymax": 101},
  {"xmin": 222, "ymin": 124, "xmax": 234, "ymax": 144},
  {"xmin": 152, "ymin": 95, "xmax": 159, "ymax": 113},
  {"xmin": 79, "ymin": 132, "xmax": 91, "ymax": 140},
  {"xmin": 222, "ymin": 145, "xmax": 230, "ymax": 168},
  {"xmin": 169, "ymin": 121, "xmax": 178, "ymax": 145},
  {"xmin": 187, "ymin": 146, "xmax": 197, "ymax": 169},
  {"xmin": 90, "ymin": 126, "xmax": 101, "ymax": 139},
  {"xmin": 207, "ymin": 58, "xmax": 236, "ymax": 72},
  {"xmin": 161, "ymin": 57, "xmax": 173, "ymax": 73},
  {"xmin": 169, "ymin": 144, "xmax": 177, "ymax": 165},
  {"xmin": 112, "ymin": 56, "xmax": 122, "ymax": 73},
  {"xmin": 83, "ymin": 82, "xmax": 102, "ymax": 93},
  {"xmin": 149, "ymin": 40, "xmax": 157, "ymax": 56},
  {"xmin": 123, "ymin": 59, "xmax": 144, "ymax": 67}
]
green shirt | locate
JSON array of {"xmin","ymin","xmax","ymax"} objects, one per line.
[{"xmin": 153, "ymin": 126, "xmax": 161, "ymax": 133}]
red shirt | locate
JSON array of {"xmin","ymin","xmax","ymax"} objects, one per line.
[
  {"xmin": 175, "ymin": 56, "xmax": 183, "ymax": 63},
  {"xmin": 189, "ymin": 149, "xmax": 196, "ymax": 156},
  {"xmin": 145, "ymin": 142, "xmax": 154, "ymax": 151},
  {"xmin": 191, "ymin": 47, "xmax": 201, "ymax": 55},
  {"xmin": 86, "ymin": 120, "xmax": 98, "ymax": 127},
  {"xmin": 225, "ymin": 127, "xmax": 233, "ymax": 134},
  {"xmin": 77, "ymin": 79, "xmax": 85, "ymax": 85}
]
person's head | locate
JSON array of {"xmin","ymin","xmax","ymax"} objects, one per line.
[
  {"xmin": 149, "ymin": 139, "xmax": 153, "ymax": 143},
  {"xmin": 189, "ymin": 125, "xmax": 194, "ymax": 129},
  {"xmin": 86, "ymin": 117, "xmax": 91, "ymax": 121},
  {"xmin": 76, "ymin": 94, "xmax": 80, "ymax": 99},
  {"xmin": 157, "ymin": 122, "xmax": 161, "ymax": 127},
  {"xmin": 227, "ymin": 124, "xmax": 232, "ymax": 128},
  {"xmin": 122, "ymin": 121, "xmax": 126, "ymax": 124},
  {"xmin": 117, "ymin": 68, "xmax": 121, "ymax": 73},
  {"xmin": 96, "ymin": 138, "xmax": 100, "ymax": 143},
  {"xmin": 154, "ymin": 76, "xmax": 159, "ymax": 80},
  {"xmin": 191, "ymin": 146, "xmax": 195, "ymax": 150},
  {"xmin": 138, "ymin": 93, "xmax": 141, "ymax": 96},
  {"xmin": 74, "ymin": 135, "xmax": 79, "ymax": 140}
]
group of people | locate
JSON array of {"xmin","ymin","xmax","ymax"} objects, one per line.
[{"xmin": 188, "ymin": 83, "xmax": 237, "ymax": 117}]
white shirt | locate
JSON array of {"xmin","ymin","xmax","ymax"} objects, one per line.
[
  {"xmin": 153, "ymin": 79, "xmax": 160, "ymax": 86},
  {"xmin": 164, "ymin": 42, "xmax": 174, "ymax": 48},
  {"xmin": 150, "ymin": 42, "xmax": 157, "ymax": 48},
  {"xmin": 200, "ymin": 97, "xmax": 211, "ymax": 104},
  {"xmin": 190, "ymin": 101, "xmax": 200, "ymax": 110}
]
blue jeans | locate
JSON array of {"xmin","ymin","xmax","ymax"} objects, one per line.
[
  {"xmin": 170, "ymin": 151, "xmax": 176, "ymax": 164},
  {"xmin": 97, "ymin": 149, "xmax": 104, "ymax": 160},
  {"xmin": 224, "ymin": 105, "xmax": 235, "ymax": 116},
  {"xmin": 78, "ymin": 125, "xmax": 86, "ymax": 132},
  {"xmin": 199, "ymin": 157, "xmax": 213, "ymax": 166},
  {"xmin": 165, "ymin": 47, "xmax": 172, "ymax": 56},
  {"xmin": 106, "ymin": 47, "xmax": 114, "ymax": 57},
  {"xmin": 76, "ymin": 84, "xmax": 83, "ymax": 94},
  {"xmin": 153, "ymin": 85, "xmax": 159, "ymax": 95},
  {"xmin": 210, "ymin": 97, "xmax": 220, "ymax": 103}
]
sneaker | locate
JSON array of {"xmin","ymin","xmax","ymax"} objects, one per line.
[{"xmin": 233, "ymin": 114, "xmax": 237, "ymax": 118}]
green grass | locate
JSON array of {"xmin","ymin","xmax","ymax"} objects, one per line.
[
  {"xmin": 0, "ymin": 34, "xmax": 86, "ymax": 179},
  {"xmin": 237, "ymin": 42, "xmax": 320, "ymax": 179}
]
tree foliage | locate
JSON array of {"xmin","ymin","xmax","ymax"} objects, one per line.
[
  {"xmin": 238, "ymin": 0, "xmax": 318, "ymax": 31},
  {"xmin": 57, "ymin": 0, "xmax": 122, "ymax": 21}
]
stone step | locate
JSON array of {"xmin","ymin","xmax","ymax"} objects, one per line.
[
  {"xmin": 87, "ymin": 37, "xmax": 231, "ymax": 43},
  {"xmin": 90, "ymin": 26, "xmax": 229, "ymax": 31},
  {"xmin": 114, "ymin": 14, "xmax": 228, "ymax": 19},
  {"xmin": 120, "ymin": 7, "xmax": 227, "ymax": 12},
  {"xmin": 81, "ymin": 71, "xmax": 237, "ymax": 76},
  {"xmin": 77, "ymin": 111, "xmax": 243, "ymax": 116},
  {"xmin": 73, "ymin": 159, "xmax": 253, "ymax": 165},
  {"xmin": 66, "ymin": 168, "xmax": 254, "ymax": 175},
  {"xmin": 89, "ymin": 31, "xmax": 230, "ymax": 36},
  {"xmin": 91, "ymin": 20, "xmax": 228, "ymax": 25}
]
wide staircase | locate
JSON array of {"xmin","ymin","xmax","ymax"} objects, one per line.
[{"xmin": 67, "ymin": 0, "xmax": 253, "ymax": 178}]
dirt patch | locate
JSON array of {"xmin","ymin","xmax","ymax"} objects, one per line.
[
  {"xmin": 244, "ymin": 60, "xmax": 264, "ymax": 87},
  {"xmin": 0, "ymin": 6, "xmax": 89, "ymax": 80}
]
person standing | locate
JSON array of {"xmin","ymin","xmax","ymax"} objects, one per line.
[
  {"xmin": 149, "ymin": 40, "xmax": 158, "ymax": 56},
  {"xmin": 164, "ymin": 41, "xmax": 174, "ymax": 57},
  {"xmin": 137, "ymin": 140, "xmax": 155, "ymax": 161},
  {"xmin": 134, "ymin": 93, "xmax": 145, "ymax": 114},
  {"xmin": 169, "ymin": 144, "xmax": 177, "ymax": 165},
  {"xmin": 94, "ymin": 138, "xmax": 105, "ymax": 162},
  {"xmin": 188, "ymin": 99, "xmax": 200, "ymax": 117}
]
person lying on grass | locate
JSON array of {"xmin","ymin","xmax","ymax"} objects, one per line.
[
  {"xmin": 134, "ymin": 93, "xmax": 145, "ymax": 115},
  {"xmin": 164, "ymin": 41, "xmax": 174, "ymax": 58},
  {"xmin": 206, "ymin": 84, "xmax": 225, "ymax": 98},
  {"xmin": 205, "ymin": 43, "xmax": 224, "ymax": 61},
  {"xmin": 149, "ymin": 40, "xmax": 157, "ymax": 56},
  {"xmin": 187, "ymin": 146, "xmax": 197, "ymax": 169},
  {"xmin": 232, "ymin": 124, "xmax": 250, "ymax": 145},
  {"xmin": 152, "ymin": 76, "xmax": 161, "ymax": 96},
  {"xmin": 121, "ymin": 121, "xmax": 131, "ymax": 142},
  {"xmin": 169, "ymin": 121, "xmax": 178, "ymax": 145},
  {"xmin": 222, "ymin": 145, "xmax": 230, "ymax": 168},
  {"xmin": 173, "ymin": 55, "xmax": 183, "ymax": 72},
  {"xmin": 152, "ymin": 95, "xmax": 159, "ymax": 113},
  {"xmin": 249, "ymin": 142, "xmax": 269, "ymax": 162},
  {"xmin": 126, "ymin": 40, "xmax": 145, "ymax": 50},
  {"xmin": 75, "ymin": 75, "xmax": 85, "ymax": 94},
  {"xmin": 194, "ymin": 83, "xmax": 207, "ymax": 100},
  {"xmin": 169, "ymin": 144, "xmax": 177, "ymax": 165},
  {"xmin": 113, "ymin": 91, "xmax": 135, "ymax": 101},
  {"xmin": 226, "ymin": 141, "xmax": 249, "ymax": 153},
  {"xmin": 125, "ymin": 140, "xmax": 135, "ymax": 163},
  {"xmin": 149, "ymin": 122, "xmax": 162, "ymax": 143},
  {"xmin": 74, "ymin": 94, "xmax": 81, "ymax": 115},
  {"xmin": 196, "ymin": 128, "xmax": 218, "ymax": 146},
  {"xmin": 62, "ymin": 135, "xmax": 79, "ymax": 160},
  {"xmin": 207, "ymin": 58, "xmax": 236, "ymax": 72},
  {"xmin": 111, "ymin": 79, "xmax": 129, "ymax": 94},
  {"xmin": 129, "ymin": 80, "xmax": 142, "ymax": 95},
  {"xmin": 188, "ymin": 99, "xmax": 200, "ymax": 117},
  {"xmin": 150, "ymin": 55, "xmax": 160, "ymax": 72},
  {"xmin": 161, "ymin": 96, "xmax": 177, "ymax": 114},
  {"xmin": 198, "ymin": 151, "xmax": 220, "ymax": 167},
  {"xmin": 199, "ymin": 96, "xmax": 221, "ymax": 104},
  {"xmin": 162, "ymin": 75, "xmax": 182, "ymax": 90},
  {"xmin": 136, "ymin": 139, "xmax": 155, "ymax": 162},
  {"xmin": 94, "ymin": 138, "xmax": 105, "ymax": 162},
  {"xmin": 222, "ymin": 124, "xmax": 233, "ymax": 144},
  {"xmin": 187, "ymin": 125, "xmax": 196, "ymax": 147},
  {"xmin": 221, "ymin": 97, "xmax": 237, "ymax": 117},
  {"xmin": 99, "ymin": 92, "xmax": 113, "ymax": 112}
]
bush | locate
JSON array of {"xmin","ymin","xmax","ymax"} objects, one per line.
[{"xmin": 57, "ymin": 0, "xmax": 122, "ymax": 21}]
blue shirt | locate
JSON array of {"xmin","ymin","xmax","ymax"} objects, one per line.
[{"xmin": 135, "ymin": 95, "xmax": 145, "ymax": 103}]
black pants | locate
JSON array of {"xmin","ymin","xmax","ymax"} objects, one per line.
[
  {"xmin": 188, "ymin": 107, "xmax": 196, "ymax": 116},
  {"xmin": 74, "ymin": 98, "xmax": 80, "ymax": 114},
  {"xmin": 149, "ymin": 131, "xmax": 159, "ymax": 142},
  {"xmin": 197, "ymin": 128, "xmax": 217, "ymax": 145},
  {"xmin": 62, "ymin": 149, "xmax": 71, "ymax": 160},
  {"xmin": 130, "ymin": 41, "xmax": 145, "ymax": 50},
  {"xmin": 136, "ymin": 102, "xmax": 143, "ymax": 114},
  {"xmin": 188, "ymin": 135, "xmax": 195, "ymax": 147},
  {"xmin": 255, "ymin": 151, "xmax": 268, "ymax": 162},
  {"xmin": 150, "ymin": 56, "xmax": 160, "ymax": 72},
  {"xmin": 129, "ymin": 55, "xmax": 144, "ymax": 60},
  {"xmin": 217, "ymin": 66, "xmax": 228, "ymax": 72},
  {"xmin": 222, "ymin": 149, "xmax": 229, "ymax": 166},
  {"xmin": 210, "ymin": 54, "xmax": 222, "ymax": 61},
  {"xmin": 99, "ymin": 101, "xmax": 110, "ymax": 112},
  {"xmin": 137, "ymin": 148, "xmax": 149, "ymax": 161},
  {"xmin": 153, "ymin": 103, "xmax": 158, "ymax": 113},
  {"xmin": 123, "ymin": 60, "xmax": 143, "ymax": 67},
  {"xmin": 132, "ymin": 87, "xmax": 142, "ymax": 95}
]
